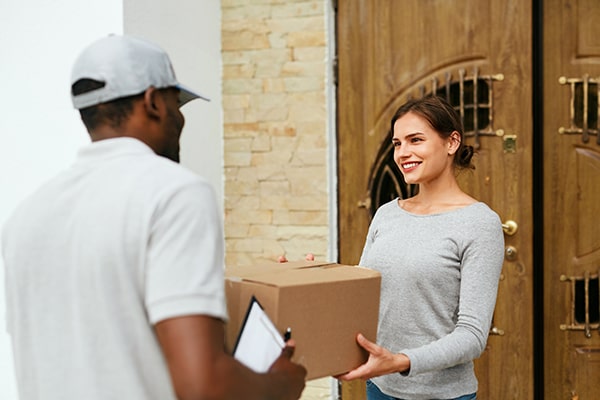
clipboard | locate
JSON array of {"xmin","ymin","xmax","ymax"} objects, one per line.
[{"xmin": 232, "ymin": 296, "xmax": 285, "ymax": 373}]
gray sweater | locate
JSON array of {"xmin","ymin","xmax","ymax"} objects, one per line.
[{"xmin": 360, "ymin": 200, "xmax": 504, "ymax": 400}]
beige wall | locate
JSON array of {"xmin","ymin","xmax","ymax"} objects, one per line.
[
  {"xmin": 222, "ymin": 0, "xmax": 335, "ymax": 267},
  {"xmin": 222, "ymin": 2, "xmax": 337, "ymax": 397}
]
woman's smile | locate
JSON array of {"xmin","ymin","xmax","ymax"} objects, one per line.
[{"xmin": 401, "ymin": 161, "xmax": 421, "ymax": 172}]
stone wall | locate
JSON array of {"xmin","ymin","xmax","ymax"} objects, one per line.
[
  {"xmin": 221, "ymin": 0, "xmax": 331, "ymax": 267},
  {"xmin": 221, "ymin": 1, "xmax": 334, "ymax": 397}
]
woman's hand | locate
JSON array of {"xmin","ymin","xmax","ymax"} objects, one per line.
[
  {"xmin": 277, "ymin": 253, "xmax": 315, "ymax": 263},
  {"xmin": 336, "ymin": 334, "xmax": 410, "ymax": 381}
]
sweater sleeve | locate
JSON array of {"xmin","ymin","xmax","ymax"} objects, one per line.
[{"xmin": 401, "ymin": 212, "xmax": 504, "ymax": 376}]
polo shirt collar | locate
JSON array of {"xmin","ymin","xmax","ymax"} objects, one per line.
[{"xmin": 76, "ymin": 137, "xmax": 155, "ymax": 165}]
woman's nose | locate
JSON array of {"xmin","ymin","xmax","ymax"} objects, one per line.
[{"xmin": 395, "ymin": 144, "xmax": 410, "ymax": 159}]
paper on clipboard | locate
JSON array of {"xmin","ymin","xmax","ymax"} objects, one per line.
[{"xmin": 232, "ymin": 296, "xmax": 285, "ymax": 373}]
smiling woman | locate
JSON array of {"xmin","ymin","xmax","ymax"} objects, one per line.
[
  {"xmin": 391, "ymin": 96, "xmax": 474, "ymax": 171},
  {"xmin": 338, "ymin": 95, "xmax": 505, "ymax": 400},
  {"xmin": 390, "ymin": 96, "xmax": 475, "ymax": 214}
]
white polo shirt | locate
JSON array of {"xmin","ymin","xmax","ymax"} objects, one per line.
[{"xmin": 2, "ymin": 137, "xmax": 227, "ymax": 400}]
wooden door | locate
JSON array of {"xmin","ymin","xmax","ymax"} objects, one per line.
[
  {"xmin": 336, "ymin": 1, "xmax": 534, "ymax": 398},
  {"xmin": 544, "ymin": 1, "xmax": 600, "ymax": 399}
]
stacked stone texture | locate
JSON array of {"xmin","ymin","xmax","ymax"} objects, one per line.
[{"xmin": 222, "ymin": 0, "xmax": 329, "ymax": 267}]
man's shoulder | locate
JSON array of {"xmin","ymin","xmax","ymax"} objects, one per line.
[{"xmin": 136, "ymin": 155, "xmax": 206, "ymax": 188}]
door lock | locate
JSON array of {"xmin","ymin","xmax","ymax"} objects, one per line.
[
  {"xmin": 503, "ymin": 134, "xmax": 517, "ymax": 153},
  {"xmin": 505, "ymin": 246, "xmax": 518, "ymax": 261}
]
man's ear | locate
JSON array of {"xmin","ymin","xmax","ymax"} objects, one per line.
[
  {"xmin": 448, "ymin": 131, "xmax": 461, "ymax": 155},
  {"xmin": 143, "ymin": 87, "xmax": 161, "ymax": 119}
]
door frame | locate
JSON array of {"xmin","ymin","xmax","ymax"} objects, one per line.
[{"xmin": 532, "ymin": 1, "xmax": 545, "ymax": 398}]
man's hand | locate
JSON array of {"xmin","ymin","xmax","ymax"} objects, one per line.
[
  {"xmin": 267, "ymin": 339, "xmax": 307, "ymax": 400},
  {"xmin": 156, "ymin": 315, "xmax": 307, "ymax": 400}
]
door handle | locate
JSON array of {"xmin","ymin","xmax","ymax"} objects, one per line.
[
  {"xmin": 490, "ymin": 326, "xmax": 505, "ymax": 336},
  {"xmin": 501, "ymin": 220, "xmax": 518, "ymax": 236}
]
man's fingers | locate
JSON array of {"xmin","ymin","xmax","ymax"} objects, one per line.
[
  {"xmin": 281, "ymin": 340, "xmax": 296, "ymax": 359},
  {"xmin": 281, "ymin": 345, "xmax": 295, "ymax": 359}
]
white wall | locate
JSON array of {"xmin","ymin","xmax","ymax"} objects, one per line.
[
  {"xmin": 124, "ymin": 0, "xmax": 224, "ymax": 209},
  {"xmin": 0, "ymin": 1, "xmax": 223, "ymax": 398},
  {"xmin": 0, "ymin": 2, "xmax": 123, "ymax": 397}
]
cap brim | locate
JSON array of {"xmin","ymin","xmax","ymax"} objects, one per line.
[{"xmin": 177, "ymin": 84, "xmax": 209, "ymax": 106}]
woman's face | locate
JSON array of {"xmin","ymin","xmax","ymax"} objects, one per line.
[{"xmin": 392, "ymin": 111, "xmax": 457, "ymax": 185}]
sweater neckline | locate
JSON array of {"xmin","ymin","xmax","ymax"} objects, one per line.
[{"xmin": 394, "ymin": 198, "xmax": 483, "ymax": 217}]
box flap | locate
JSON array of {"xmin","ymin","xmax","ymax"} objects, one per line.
[
  {"xmin": 226, "ymin": 260, "xmax": 335, "ymax": 276},
  {"xmin": 226, "ymin": 261, "xmax": 380, "ymax": 287}
]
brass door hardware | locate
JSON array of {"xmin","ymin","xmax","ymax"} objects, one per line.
[
  {"xmin": 502, "ymin": 134, "xmax": 517, "ymax": 153},
  {"xmin": 490, "ymin": 326, "xmax": 505, "ymax": 336},
  {"xmin": 501, "ymin": 220, "xmax": 518, "ymax": 236},
  {"xmin": 505, "ymin": 246, "xmax": 518, "ymax": 261}
]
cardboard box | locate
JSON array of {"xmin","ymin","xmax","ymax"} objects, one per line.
[{"xmin": 225, "ymin": 260, "xmax": 381, "ymax": 380}]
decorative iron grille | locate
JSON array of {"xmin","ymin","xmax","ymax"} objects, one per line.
[
  {"xmin": 560, "ymin": 270, "xmax": 600, "ymax": 338},
  {"xmin": 559, "ymin": 75, "xmax": 600, "ymax": 145}
]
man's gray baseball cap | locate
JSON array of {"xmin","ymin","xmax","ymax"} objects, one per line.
[{"xmin": 71, "ymin": 34, "xmax": 208, "ymax": 109}]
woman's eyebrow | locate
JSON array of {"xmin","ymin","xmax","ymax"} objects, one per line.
[{"xmin": 392, "ymin": 132, "xmax": 424, "ymax": 140}]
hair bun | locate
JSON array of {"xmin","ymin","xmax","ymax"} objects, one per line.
[{"xmin": 459, "ymin": 145, "xmax": 475, "ymax": 169}]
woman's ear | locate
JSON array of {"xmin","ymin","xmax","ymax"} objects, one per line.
[{"xmin": 448, "ymin": 131, "xmax": 461, "ymax": 155}]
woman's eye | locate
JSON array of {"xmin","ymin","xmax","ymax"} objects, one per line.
[{"xmin": 392, "ymin": 141, "xmax": 401, "ymax": 147}]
